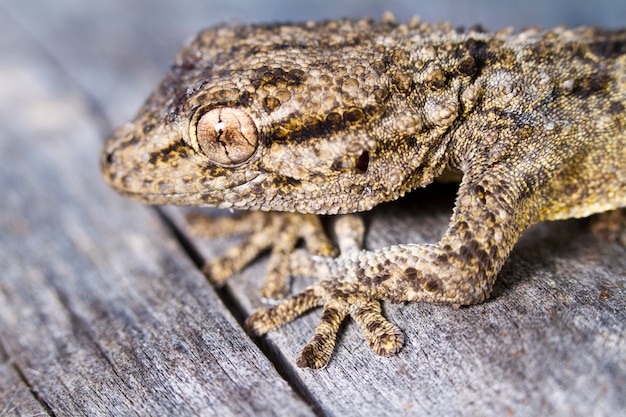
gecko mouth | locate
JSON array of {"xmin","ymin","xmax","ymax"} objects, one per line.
[
  {"xmin": 101, "ymin": 129, "xmax": 266, "ymax": 208},
  {"xmin": 100, "ymin": 123, "xmax": 201, "ymax": 203}
]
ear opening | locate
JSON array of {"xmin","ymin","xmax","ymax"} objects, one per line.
[{"xmin": 356, "ymin": 151, "xmax": 370, "ymax": 173}]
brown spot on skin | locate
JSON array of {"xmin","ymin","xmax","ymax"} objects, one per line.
[
  {"xmin": 147, "ymin": 142, "xmax": 190, "ymax": 165},
  {"xmin": 277, "ymin": 176, "xmax": 301, "ymax": 187},
  {"xmin": 344, "ymin": 108, "xmax": 365, "ymax": 124},
  {"xmin": 459, "ymin": 245, "xmax": 473, "ymax": 263},
  {"xmin": 391, "ymin": 71, "xmax": 413, "ymax": 91},
  {"xmin": 373, "ymin": 273, "xmax": 390, "ymax": 284},
  {"xmin": 426, "ymin": 68, "xmax": 447, "ymax": 89},
  {"xmin": 436, "ymin": 253, "xmax": 449, "ymax": 264},
  {"xmin": 609, "ymin": 101, "xmax": 624, "ymax": 115},
  {"xmin": 404, "ymin": 267, "xmax": 418, "ymax": 281},
  {"xmin": 263, "ymin": 96, "xmax": 281, "ymax": 113},
  {"xmin": 423, "ymin": 279, "xmax": 440, "ymax": 293},
  {"xmin": 572, "ymin": 73, "xmax": 611, "ymax": 98},
  {"xmin": 326, "ymin": 112, "xmax": 342, "ymax": 125},
  {"xmin": 364, "ymin": 104, "xmax": 383, "ymax": 118},
  {"xmin": 320, "ymin": 307, "xmax": 340, "ymax": 323},
  {"xmin": 458, "ymin": 56, "xmax": 478, "ymax": 76},
  {"xmin": 588, "ymin": 38, "xmax": 626, "ymax": 59},
  {"xmin": 464, "ymin": 38, "xmax": 489, "ymax": 68},
  {"xmin": 366, "ymin": 320, "xmax": 381, "ymax": 333}
]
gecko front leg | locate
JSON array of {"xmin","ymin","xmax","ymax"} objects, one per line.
[{"xmin": 247, "ymin": 167, "xmax": 537, "ymax": 368}]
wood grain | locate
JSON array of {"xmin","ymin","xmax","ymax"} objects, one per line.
[
  {"xmin": 183, "ymin": 194, "xmax": 626, "ymax": 416},
  {"xmin": 0, "ymin": 7, "xmax": 312, "ymax": 417},
  {"xmin": 1, "ymin": 1, "xmax": 625, "ymax": 416}
]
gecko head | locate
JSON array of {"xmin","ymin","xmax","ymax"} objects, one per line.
[
  {"xmin": 100, "ymin": 74, "xmax": 393, "ymax": 214},
  {"xmin": 102, "ymin": 21, "xmax": 459, "ymax": 214}
]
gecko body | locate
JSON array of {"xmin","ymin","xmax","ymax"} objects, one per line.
[{"xmin": 102, "ymin": 15, "xmax": 626, "ymax": 368}]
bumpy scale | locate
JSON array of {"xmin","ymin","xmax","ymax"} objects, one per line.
[{"xmin": 101, "ymin": 14, "xmax": 626, "ymax": 368}]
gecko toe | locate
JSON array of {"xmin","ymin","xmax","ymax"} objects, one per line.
[
  {"xmin": 351, "ymin": 299, "xmax": 404, "ymax": 356},
  {"xmin": 245, "ymin": 288, "xmax": 323, "ymax": 335},
  {"xmin": 296, "ymin": 302, "xmax": 348, "ymax": 369}
]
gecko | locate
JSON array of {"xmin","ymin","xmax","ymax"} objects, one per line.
[{"xmin": 101, "ymin": 13, "xmax": 626, "ymax": 369}]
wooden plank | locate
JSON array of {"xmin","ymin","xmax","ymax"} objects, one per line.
[
  {"xmin": 148, "ymin": 3, "xmax": 626, "ymax": 417},
  {"xmin": 2, "ymin": 1, "xmax": 625, "ymax": 416},
  {"xmin": 181, "ymin": 193, "xmax": 626, "ymax": 416},
  {"xmin": 0, "ymin": 348, "xmax": 49, "ymax": 417},
  {"xmin": 0, "ymin": 9, "xmax": 313, "ymax": 417}
]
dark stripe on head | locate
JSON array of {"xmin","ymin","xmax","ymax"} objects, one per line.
[{"xmin": 148, "ymin": 141, "xmax": 191, "ymax": 165}]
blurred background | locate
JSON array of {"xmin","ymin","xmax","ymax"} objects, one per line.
[{"xmin": 3, "ymin": 0, "xmax": 623, "ymax": 128}]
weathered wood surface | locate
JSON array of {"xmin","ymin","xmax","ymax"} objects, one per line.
[
  {"xmin": 0, "ymin": 6, "xmax": 314, "ymax": 417},
  {"xmin": 1, "ymin": 1, "xmax": 625, "ymax": 416}
]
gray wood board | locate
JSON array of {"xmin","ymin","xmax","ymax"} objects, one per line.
[
  {"xmin": 0, "ymin": 347, "xmax": 49, "ymax": 417},
  {"xmin": 2, "ymin": 1, "xmax": 625, "ymax": 416},
  {"xmin": 0, "ymin": 7, "xmax": 313, "ymax": 417},
  {"xmin": 179, "ymin": 199, "xmax": 626, "ymax": 417}
]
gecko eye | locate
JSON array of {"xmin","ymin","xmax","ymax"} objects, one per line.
[{"xmin": 194, "ymin": 107, "xmax": 258, "ymax": 166}]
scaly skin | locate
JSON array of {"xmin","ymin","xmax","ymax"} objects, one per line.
[{"xmin": 101, "ymin": 15, "xmax": 626, "ymax": 368}]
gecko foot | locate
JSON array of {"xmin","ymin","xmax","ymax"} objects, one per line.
[
  {"xmin": 245, "ymin": 283, "xmax": 404, "ymax": 369},
  {"xmin": 245, "ymin": 215, "xmax": 403, "ymax": 369},
  {"xmin": 187, "ymin": 211, "xmax": 337, "ymax": 299}
]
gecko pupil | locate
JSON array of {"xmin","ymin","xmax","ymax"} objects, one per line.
[{"xmin": 214, "ymin": 121, "xmax": 225, "ymax": 136}]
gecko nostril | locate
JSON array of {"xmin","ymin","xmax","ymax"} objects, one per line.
[{"xmin": 105, "ymin": 150, "xmax": 115, "ymax": 165}]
